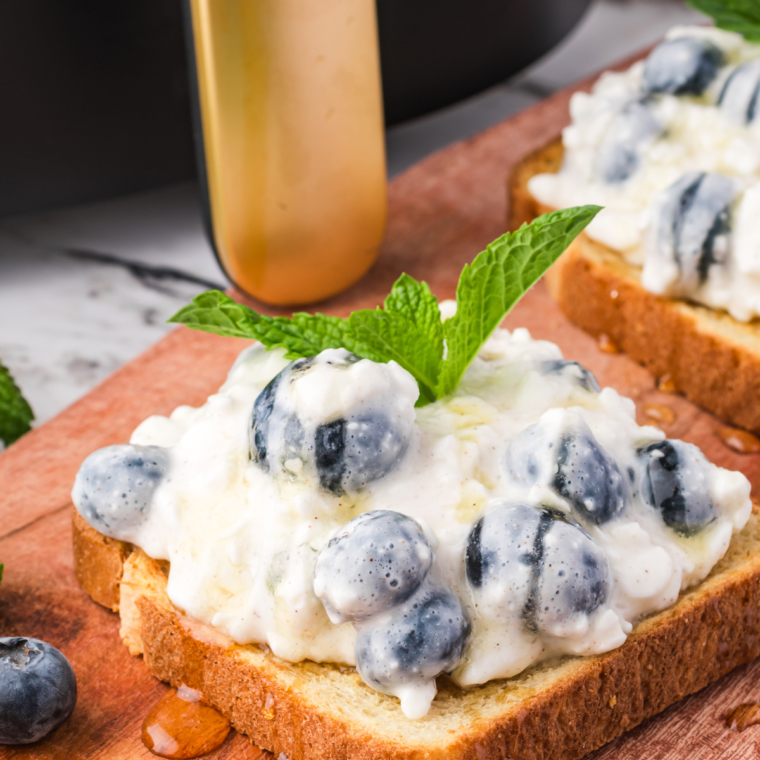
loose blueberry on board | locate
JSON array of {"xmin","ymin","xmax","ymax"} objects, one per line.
[
  {"xmin": 531, "ymin": 519, "xmax": 610, "ymax": 635},
  {"xmin": 538, "ymin": 360, "xmax": 601, "ymax": 394},
  {"xmin": 642, "ymin": 37, "xmax": 724, "ymax": 96},
  {"xmin": 250, "ymin": 351, "xmax": 414, "ymax": 495},
  {"xmin": 506, "ymin": 415, "xmax": 627, "ymax": 525},
  {"xmin": 72, "ymin": 444, "xmax": 170, "ymax": 538},
  {"xmin": 355, "ymin": 589, "xmax": 470, "ymax": 692},
  {"xmin": 0, "ymin": 638, "xmax": 77, "ymax": 745},
  {"xmin": 314, "ymin": 510, "xmax": 434, "ymax": 624},
  {"xmin": 639, "ymin": 440, "xmax": 717, "ymax": 535},
  {"xmin": 652, "ymin": 171, "xmax": 736, "ymax": 293},
  {"xmin": 718, "ymin": 60, "xmax": 760, "ymax": 124},
  {"xmin": 595, "ymin": 100, "xmax": 663, "ymax": 183}
]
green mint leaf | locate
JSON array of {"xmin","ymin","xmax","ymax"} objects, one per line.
[
  {"xmin": 687, "ymin": 0, "xmax": 760, "ymax": 41},
  {"xmin": 169, "ymin": 290, "xmax": 351, "ymax": 360},
  {"xmin": 348, "ymin": 309, "xmax": 441, "ymax": 404},
  {"xmin": 436, "ymin": 205, "xmax": 601, "ymax": 398},
  {"xmin": 384, "ymin": 274, "xmax": 444, "ymax": 348},
  {"xmin": 168, "ymin": 290, "xmax": 261, "ymax": 339},
  {"xmin": 0, "ymin": 564, "xmax": 3, "ymax": 585},
  {"xmin": 0, "ymin": 361, "xmax": 34, "ymax": 447},
  {"xmin": 170, "ymin": 206, "xmax": 599, "ymax": 402}
]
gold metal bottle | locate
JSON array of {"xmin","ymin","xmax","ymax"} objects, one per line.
[{"xmin": 184, "ymin": 0, "xmax": 387, "ymax": 306}]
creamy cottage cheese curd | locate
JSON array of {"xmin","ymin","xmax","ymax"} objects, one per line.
[
  {"xmin": 528, "ymin": 26, "xmax": 760, "ymax": 321},
  {"xmin": 72, "ymin": 318, "xmax": 751, "ymax": 719}
]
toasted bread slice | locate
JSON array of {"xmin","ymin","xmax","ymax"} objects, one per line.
[
  {"xmin": 73, "ymin": 505, "xmax": 760, "ymax": 760},
  {"xmin": 508, "ymin": 139, "xmax": 760, "ymax": 435}
]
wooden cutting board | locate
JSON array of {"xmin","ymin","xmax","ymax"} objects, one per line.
[{"xmin": 3, "ymin": 54, "xmax": 760, "ymax": 759}]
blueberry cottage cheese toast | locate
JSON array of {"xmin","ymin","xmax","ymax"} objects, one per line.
[
  {"xmin": 72, "ymin": 214, "xmax": 760, "ymax": 759},
  {"xmin": 510, "ymin": 23, "xmax": 760, "ymax": 432}
]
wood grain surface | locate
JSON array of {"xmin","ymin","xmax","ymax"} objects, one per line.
[{"xmin": 2, "ymin": 55, "xmax": 760, "ymax": 759}]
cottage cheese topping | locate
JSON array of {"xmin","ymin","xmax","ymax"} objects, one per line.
[
  {"xmin": 73, "ymin": 322, "xmax": 751, "ymax": 719},
  {"xmin": 528, "ymin": 26, "xmax": 760, "ymax": 321}
]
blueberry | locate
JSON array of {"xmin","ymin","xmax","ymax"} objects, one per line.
[
  {"xmin": 718, "ymin": 60, "xmax": 760, "ymax": 124},
  {"xmin": 533, "ymin": 519, "xmax": 610, "ymax": 635},
  {"xmin": 643, "ymin": 37, "xmax": 724, "ymax": 96},
  {"xmin": 652, "ymin": 172, "xmax": 736, "ymax": 293},
  {"xmin": 554, "ymin": 430, "xmax": 627, "ymax": 525},
  {"xmin": 0, "ymin": 638, "xmax": 77, "ymax": 744},
  {"xmin": 72, "ymin": 444, "xmax": 169, "ymax": 539},
  {"xmin": 465, "ymin": 502, "xmax": 610, "ymax": 636},
  {"xmin": 355, "ymin": 589, "xmax": 470, "ymax": 692},
  {"xmin": 314, "ymin": 510, "xmax": 433, "ymax": 624},
  {"xmin": 538, "ymin": 360, "xmax": 600, "ymax": 394},
  {"xmin": 506, "ymin": 414, "xmax": 627, "ymax": 525},
  {"xmin": 465, "ymin": 503, "xmax": 540, "ymax": 594},
  {"xmin": 639, "ymin": 440, "xmax": 716, "ymax": 536},
  {"xmin": 314, "ymin": 414, "xmax": 409, "ymax": 494},
  {"xmin": 250, "ymin": 351, "xmax": 414, "ymax": 495},
  {"xmin": 595, "ymin": 100, "xmax": 663, "ymax": 183}
]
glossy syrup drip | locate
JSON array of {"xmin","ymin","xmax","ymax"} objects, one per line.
[
  {"xmin": 642, "ymin": 403, "xmax": 676, "ymax": 426},
  {"xmin": 657, "ymin": 374, "xmax": 677, "ymax": 393},
  {"xmin": 726, "ymin": 703, "xmax": 760, "ymax": 732},
  {"xmin": 142, "ymin": 684, "xmax": 231, "ymax": 759},
  {"xmin": 597, "ymin": 333, "xmax": 619, "ymax": 354},
  {"xmin": 716, "ymin": 427, "xmax": 760, "ymax": 455}
]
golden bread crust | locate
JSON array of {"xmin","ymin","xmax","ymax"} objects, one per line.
[
  {"xmin": 73, "ymin": 505, "xmax": 760, "ymax": 760},
  {"xmin": 72, "ymin": 508, "xmax": 131, "ymax": 612},
  {"xmin": 508, "ymin": 140, "xmax": 760, "ymax": 434}
]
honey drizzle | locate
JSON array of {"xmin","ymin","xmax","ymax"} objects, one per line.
[
  {"xmin": 142, "ymin": 684, "xmax": 231, "ymax": 758},
  {"xmin": 642, "ymin": 403, "xmax": 676, "ymax": 426},
  {"xmin": 716, "ymin": 427, "xmax": 760, "ymax": 455},
  {"xmin": 597, "ymin": 333, "xmax": 619, "ymax": 354},
  {"xmin": 657, "ymin": 374, "xmax": 677, "ymax": 393},
  {"xmin": 726, "ymin": 702, "xmax": 760, "ymax": 732}
]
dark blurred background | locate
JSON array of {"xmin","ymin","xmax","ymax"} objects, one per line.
[
  {"xmin": 0, "ymin": 0, "xmax": 703, "ymax": 425},
  {"xmin": 0, "ymin": 0, "xmax": 592, "ymax": 219}
]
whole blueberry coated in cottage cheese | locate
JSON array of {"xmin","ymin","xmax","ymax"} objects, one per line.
[
  {"xmin": 0, "ymin": 638, "xmax": 77, "ymax": 745},
  {"xmin": 718, "ymin": 60, "xmax": 760, "ymax": 124},
  {"xmin": 354, "ymin": 588, "xmax": 470, "ymax": 693},
  {"xmin": 314, "ymin": 510, "xmax": 434, "ymax": 624},
  {"xmin": 314, "ymin": 510, "xmax": 434, "ymax": 623},
  {"xmin": 465, "ymin": 502, "xmax": 539, "ymax": 600},
  {"xmin": 642, "ymin": 37, "xmax": 724, "ymax": 96},
  {"xmin": 639, "ymin": 440, "xmax": 717, "ymax": 535},
  {"xmin": 532, "ymin": 519, "xmax": 610, "ymax": 636},
  {"xmin": 651, "ymin": 171, "xmax": 736, "ymax": 294},
  {"xmin": 595, "ymin": 100, "xmax": 663, "ymax": 183},
  {"xmin": 465, "ymin": 502, "xmax": 610, "ymax": 636},
  {"xmin": 505, "ymin": 413, "xmax": 627, "ymax": 525},
  {"xmin": 538, "ymin": 360, "xmax": 601, "ymax": 394},
  {"xmin": 72, "ymin": 444, "xmax": 169, "ymax": 538},
  {"xmin": 313, "ymin": 413, "xmax": 410, "ymax": 494},
  {"xmin": 250, "ymin": 349, "xmax": 416, "ymax": 495}
]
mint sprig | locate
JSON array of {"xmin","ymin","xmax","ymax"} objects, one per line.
[
  {"xmin": 0, "ymin": 362, "xmax": 33, "ymax": 447},
  {"xmin": 688, "ymin": 0, "xmax": 760, "ymax": 42},
  {"xmin": 169, "ymin": 206, "xmax": 601, "ymax": 404}
]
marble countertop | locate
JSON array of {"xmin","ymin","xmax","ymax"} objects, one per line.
[{"xmin": 0, "ymin": 0, "xmax": 701, "ymax": 429}]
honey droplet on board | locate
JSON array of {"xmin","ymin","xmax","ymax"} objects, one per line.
[
  {"xmin": 142, "ymin": 684, "xmax": 231, "ymax": 759},
  {"xmin": 642, "ymin": 403, "xmax": 676, "ymax": 426},
  {"xmin": 716, "ymin": 427, "xmax": 760, "ymax": 455},
  {"xmin": 598, "ymin": 333, "xmax": 619, "ymax": 354},
  {"xmin": 657, "ymin": 374, "xmax": 677, "ymax": 393},
  {"xmin": 726, "ymin": 703, "xmax": 760, "ymax": 732}
]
